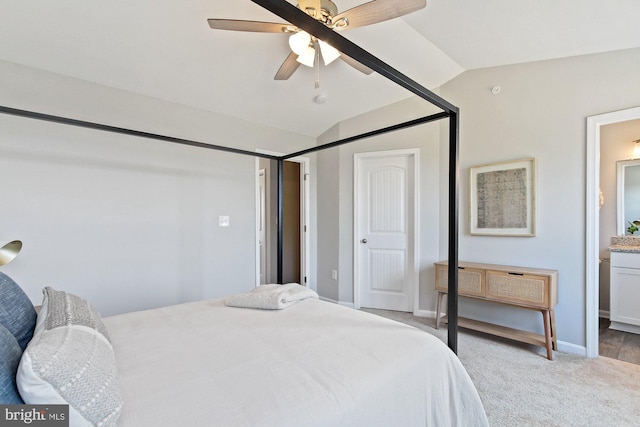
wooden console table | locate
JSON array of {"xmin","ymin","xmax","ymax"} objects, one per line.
[{"xmin": 435, "ymin": 261, "xmax": 558, "ymax": 360}]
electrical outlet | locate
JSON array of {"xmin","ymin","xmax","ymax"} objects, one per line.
[
  {"xmin": 219, "ymin": 216, "xmax": 230, "ymax": 227},
  {"xmin": 331, "ymin": 270, "xmax": 338, "ymax": 280}
]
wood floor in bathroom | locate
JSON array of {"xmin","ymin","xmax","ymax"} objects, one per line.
[{"xmin": 599, "ymin": 317, "xmax": 640, "ymax": 365}]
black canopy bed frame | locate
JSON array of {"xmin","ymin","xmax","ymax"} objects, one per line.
[{"xmin": 0, "ymin": 0, "xmax": 460, "ymax": 353}]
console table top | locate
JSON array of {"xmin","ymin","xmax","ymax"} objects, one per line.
[{"xmin": 435, "ymin": 260, "xmax": 558, "ymax": 276}]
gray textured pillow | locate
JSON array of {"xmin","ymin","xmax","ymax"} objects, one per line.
[
  {"xmin": 17, "ymin": 288, "xmax": 122, "ymax": 426},
  {"xmin": 0, "ymin": 272, "xmax": 37, "ymax": 350},
  {"xmin": 18, "ymin": 328, "xmax": 122, "ymax": 426},
  {"xmin": 0, "ymin": 324, "xmax": 24, "ymax": 404},
  {"xmin": 41, "ymin": 287, "xmax": 110, "ymax": 341}
]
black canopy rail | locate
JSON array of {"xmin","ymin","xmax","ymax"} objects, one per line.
[
  {"xmin": 0, "ymin": 0, "xmax": 460, "ymax": 354},
  {"xmin": 0, "ymin": 106, "xmax": 282, "ymax": 161}
]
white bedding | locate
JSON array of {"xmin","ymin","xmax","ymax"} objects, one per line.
[{"xmin": 103, "ymin": 298, "xmax": 487, "ymax": 426}]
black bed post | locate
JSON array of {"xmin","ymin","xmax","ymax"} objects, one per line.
[
  {"xmin": 447, "ymin": 111, "xmax": 460, "ymax": 354},
  {"xmin": 277, "ymin": 158, "xmax": 284, "ymax": 284}
]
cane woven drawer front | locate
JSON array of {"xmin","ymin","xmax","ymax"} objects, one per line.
[
  {"xmin": 485, "ymin": 270, "xmax": 549, "ymax": 308},
  {"xmin": 435, "ymin": 265, "xmax": 484, "ymax": 296}
]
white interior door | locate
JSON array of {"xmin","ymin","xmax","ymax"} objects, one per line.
[{"xmin": 355, "ymin": 150, "xmax": 417, "ymax": 311}]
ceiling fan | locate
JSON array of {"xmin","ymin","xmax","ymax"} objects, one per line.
[{"xmin": 207, "ymin": 0, "xmax": 426, "ymax": 84}]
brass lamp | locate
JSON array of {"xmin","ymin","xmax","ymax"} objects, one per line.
[{"xmin": 0, "ymin": 240, "xmax": 22, "ymax": 266}]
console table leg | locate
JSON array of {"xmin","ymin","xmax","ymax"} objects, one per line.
[
  {"xmin": 541, "ymin": 310, "xmax": 553, "ymax": 360},
  {"xmin": 550, "ymin": 309, "xmax": 557, "ymax": 351},
  {"xmin": 436, "ymin": 292, "xmax": 446, "ymax": 329}
]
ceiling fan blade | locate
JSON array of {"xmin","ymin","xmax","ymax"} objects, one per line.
[
  {"xmin": 297, "ymin": 0, "xmax": 323, "ymax": 19},
  {"xmin": 208, "ymin": 19, "xmax": 294, "ymax": 33},
  {"xmin": 333, "ymin": 0, "xmax": 426, "ymax": 30},
  {"xmin": 339, "ymin": 54, "xmax": 374, "ymax": 75},
  {"xmin": 274, "ymin": 52, "xmax": 302, "ymax": 80}
]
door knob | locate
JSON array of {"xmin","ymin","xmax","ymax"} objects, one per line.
[{"xmin": 361, "ymin": 239, "xmax": 367, "ymax": 244}]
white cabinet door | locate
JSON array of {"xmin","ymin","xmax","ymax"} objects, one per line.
[
  {"xmin": 610, "ymin": 265, "xmax": 640, "ymax": 330},
  {"xmin": 609, "ymin": 252, "xmax": 640, "ymax": 333}
]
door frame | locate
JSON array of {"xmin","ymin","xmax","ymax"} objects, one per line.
[
  {"xmin": 353, "ymin": 148, "xmax": 420, "ymax": 314},
  {"xmin": 586, "ymin": 105, "xmax": 640, "ymax": 358},
  {"xmin": 258, "ymin": 168, "xmax": 267, "ymax": 284},
  {"xmin": 255, "ymin": 150, "xmax": 310, "ymax": 288}
]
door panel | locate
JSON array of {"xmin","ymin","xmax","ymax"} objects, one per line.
[
  {"xmin": 369, "ymin": 249, "xmax": 405, "ymax": 292},
  {"xmin": 370, "ymin": 167, "xmax": 405, "ymax": 232}
]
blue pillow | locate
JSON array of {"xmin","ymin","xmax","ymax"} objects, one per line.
[
  {"xmin": 0, "ymin": 323, "xmax": 24, "ymax": 404},
  {"xmin": 0, "ymin": 272, "xmax": 37, "ymax": 350}
]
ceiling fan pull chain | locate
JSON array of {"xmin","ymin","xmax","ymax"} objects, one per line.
[{"xmin": 314, "ymin": 40, "xmax": 321, "ymax": 88}]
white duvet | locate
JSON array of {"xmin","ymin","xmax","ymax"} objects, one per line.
[{"xmin": 103, "ymin": 298, "xmax": 487, "ymax": 426}]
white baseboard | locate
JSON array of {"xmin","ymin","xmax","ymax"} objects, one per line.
[
  {"xmin": 413, "ymin": 309, "xmax": 436, "ymax": 318},
  {"xmin": 319, "ymin": 301, "xmax": 438, "ymax": 317},
  {"xmin": 319, "ymin": 296, "xmax": 354, "ymax": 309},
  {"xmin": 609, "ymin": 321, "xmax": 640, "ymax": 334},
  {"xmin": 557, "ymin": 340, "xmax": 587, "ymax": 357},
  {"xmin": 599, "ymin": 310, "xmax": 610, "ymax": 319}
]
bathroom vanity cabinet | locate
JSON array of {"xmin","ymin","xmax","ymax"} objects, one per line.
[{"xmin": 610, "ymin": 251, "xmax": 640, "ymax": 334}]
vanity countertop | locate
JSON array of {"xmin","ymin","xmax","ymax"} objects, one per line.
[
  {"xmin": 609, "ymin": 236, "xmax": 640, "ymax": 253},
  {"xmin": 609, "ymin": 245, "xmax": 640, "ymax": 253}
]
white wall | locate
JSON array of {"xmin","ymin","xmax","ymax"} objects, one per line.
[
  {"xmin": 439, "ymin": 48, "xmax": 640, "ymax": 351},
  {"xmin": 0, "ymin": 60, "xmax": 315, "ymax": 316},
  {"xmin": 316, "ymin": 124, "xmax": 340, "ymax": 301}
]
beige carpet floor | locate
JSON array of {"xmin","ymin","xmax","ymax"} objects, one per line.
[{"xmin": 363, "ymin": 309, "xmax": 640, "ymax": 427}]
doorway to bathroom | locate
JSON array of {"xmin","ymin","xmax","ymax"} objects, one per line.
[{"xmin": 587, "ymin": 105, "xmax": 640, "ymax": 359}]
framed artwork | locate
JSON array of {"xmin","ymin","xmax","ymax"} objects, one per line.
[{"xmin": 469, "ymin": 158, "xmax": 536, "ymax": 236}]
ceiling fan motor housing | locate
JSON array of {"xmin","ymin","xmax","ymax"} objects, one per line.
[{"xmin": 298, "ymin": 0, "xmax": 338, "ymax": 24}]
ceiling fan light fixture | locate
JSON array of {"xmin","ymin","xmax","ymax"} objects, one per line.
[
  {"xmin": 209, "ymin": 0, "xmax": 428, "ymax": 82},
  {"xmin": 289, "ymin": 31, "xmax": 312, "ymax": 56},
  {"xmin": 319, "ymin": 40, "xmax": 340, "ymax": 65},
  {"xmin": 296, "ymin": 46, "xmax": 316, "ymax": 67}
]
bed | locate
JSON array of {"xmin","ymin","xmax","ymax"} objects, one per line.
[
  {"xmin": 1, "ymin": 273, "xmax": 487, "ymax": 426},
  {"xmin": 2, "ymin": 3, "xmax": 471, "ymax": 424}
]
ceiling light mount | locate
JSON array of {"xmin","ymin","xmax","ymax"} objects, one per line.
[
  {"xmin": 304, "ymin": 0, "xmax": 339, "ymax": 24},
  {"xmin": 314, "ymin": 94, "xmax": 328, "ymax": 104}
]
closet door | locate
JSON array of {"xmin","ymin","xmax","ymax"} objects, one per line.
[{"xmin": 355, "ymin": 150, "xmax": 417, "ymax": 312}]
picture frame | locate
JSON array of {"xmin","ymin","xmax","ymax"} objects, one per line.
[{"xmin": 469, "ymin": 158, "xmax": 536, "ymax": 236}]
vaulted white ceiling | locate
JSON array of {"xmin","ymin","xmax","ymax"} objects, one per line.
[{"xmin": 1, "ymin": 0, "xmax": 639, "ymax": 137}]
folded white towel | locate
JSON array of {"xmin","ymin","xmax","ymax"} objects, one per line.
[{"xmin": 225, "ymin": 283, "xmax": 318, "ymax": 310}]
